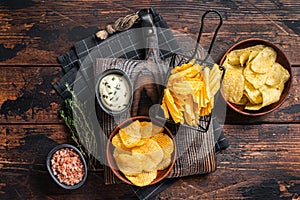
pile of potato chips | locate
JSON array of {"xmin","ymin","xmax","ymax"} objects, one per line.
[
  {"xmin": 161, "ymin": 59, "xmax": 223, "ymax": 127},
  {"xmin": 111, "ymin": 120, "xmax": 174, "ymax": 187},
  {"xmin": 222, "ymin": 44, "xmax": 290, "ymax": 110}
]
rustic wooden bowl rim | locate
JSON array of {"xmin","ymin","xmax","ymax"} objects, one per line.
[
  {"xmin": 219, "ymin": 38, "xmax": 292, "ymax": 116},
  {"xmin": 106, "ymin": 116, "xmax": 176, "ymax": 186}
]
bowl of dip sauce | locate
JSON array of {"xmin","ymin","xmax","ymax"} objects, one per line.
[{"xmin": 96, "ymin": 69, "xmax": 133, "ymax": 115}]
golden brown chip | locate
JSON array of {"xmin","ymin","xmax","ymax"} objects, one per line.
[
  {"xmin": 114, "ymin": 154, "xmax": 142, "ymax": 175},
  {"xmin": 183, "ymin": 95, "xmax": 196, "ymax": 126},
  {"xmin": 140, "ymin": 122, "xmax": 154, "ymax": 138},
  {"xmin": 151, "ymin": 133, "xmax": 174, "ymax": 156},
  {"xmin": 119, "ymin": 120, "xmax": 142, "ymax": 148},
  {"xmin": 156, "ymin": 155, "xmax": 172, "ymax": 171},
  {"xmin": 131, "ymin": 151, "xmax": 157, "ymax": 172},
  {"xmin": 222, "ymin": 68, "xmax": 245, "ymax": 103},
  {"xmin": 244, "ymin": 81, "xmax": 263, "ymax": 104},
  {"xmin": 125, "ymin": 171, "xmax": 157, "ymax": 187},
  {"xmin": 250, "ymin": 46, "xmax": 277, "ymax": 74},
  {"xmin": 266, "ymin": 62, "xmax": 290, "ymax": 86},
  {"xmin": 132, "ymin": 139, "xmax": 164, "ymax": 166},
  {"xmin": 235, "ymin": 94, "xmax": 249, "ymax": 105},
  {"xmin": 203, "ymin": 67, "xmax": 211, "ymax": 100},
  {"xmin": 140, "ymin": 122, "xmax": 164, "ymax": 138},
  {"xmin": 226, "ymin": 49, "xmax": 244, "ymax": 65},
  {"xmin": 113, "ymin": 147, "xmax": 131, "ymax": 157},
  {"xmin": 161, "ymin": 95, "xmax": 170, "ymax": 119},
  {"xmin": 245, "ymin": 102, "xmax": 263, "ymax": 110},
  {"xmin": 247, "ymin": 50, "xmax": 260, "ymax": 65},
  {"xmin": 112, "ymin": 133, "xmax": 131, "ymax": 151},
  {"xmin": 240, "ymin": 51, "xmax": 251, "ymax": 66},
  {"xmin": 209, "ymin": 64, "xmax": 222, "ymax": 98},
  {"xmin": 164, "ymin": 88, "xmax": 184, "ymax": 124},
  {"xmin": 244, "ymin": 64, "xmax": 268, "ymax": 89},
  {"xmin": 260, "ymin": 82, "xmax": 284, "ymax": 107}
]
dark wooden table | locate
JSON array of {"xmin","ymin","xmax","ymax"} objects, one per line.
[{"xmin": 1, "ymin": 0, "xmax": 299, "ymax": 199}]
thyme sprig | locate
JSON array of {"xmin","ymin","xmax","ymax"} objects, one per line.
[{"xmin": 59, "ymin": 83, "xmax": 99, "ymax": 170}]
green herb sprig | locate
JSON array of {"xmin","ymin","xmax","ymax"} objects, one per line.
[{"xmin": 59, "ymin": 83, "xmax": 99, "ymax": 170}]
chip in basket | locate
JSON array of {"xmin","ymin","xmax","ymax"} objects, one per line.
[{"xmin": 160, "ymin": 59, "xmax": 223, "ymax": 127}]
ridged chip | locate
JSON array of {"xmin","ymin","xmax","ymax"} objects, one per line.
[
  {"xmin": 156, "ymin": 155, "xmax": 172, "ymax": 171},
  {"xmin": 125, "ymin": 171, "xmax": 157, "ymax": 187},
  {"xmin": 114, "ymin": 154, "xmax": 142, "ymax": 175},
  {"xmin": 151, "ymin": 133, "xmax": 174, "ymax": 156},
  {"xmin": 140, "ymin": 121, "xmax": 164, "ymax": 138},
  {"xmin": 131, "ymin": 152, "xmax": 157, "ymax": 172},
  {"xmin": 209, "ymin": 64, "xmax": 222, "ymax": 98},
  {"xmin": 113, "ymin": 147, "xmax": 131, "ymax": 157},
  {"xmin": 119, "ymin": 120, "xmax": 141, "ymax": 148},
  {"xmin": 131, "ymin": 139, "xmax": 164, "ymax": 166},
  {"xmin": 112, "ymin": 133, "xmax": 131, "ymax": 151}
]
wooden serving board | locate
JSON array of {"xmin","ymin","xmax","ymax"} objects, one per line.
[{"xmin": 94, "ymin": 57, "xmax": 216, "ymax": 184}]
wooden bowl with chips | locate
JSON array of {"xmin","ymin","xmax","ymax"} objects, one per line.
[
  {"xmin": 106, "ymin": 116, "xmax": 176, "ymax": 187},
  {"xmin": 219, "ymin": 38, "xmax": 292, "ymax": 116}
]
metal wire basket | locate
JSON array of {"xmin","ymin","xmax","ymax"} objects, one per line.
[{"xmin": 156, "ymin": 10, "xmax": 225, "ymax": 132}]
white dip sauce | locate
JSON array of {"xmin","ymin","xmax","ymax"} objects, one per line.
[{"xmin": 99, "ymin": 73, "xmax": 131, "ymax": 112}]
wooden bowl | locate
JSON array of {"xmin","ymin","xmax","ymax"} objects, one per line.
[
  {"xmin": 219, "ymin": 38, "xmax": 292, "ymax": 116},
  {"xmin": 106, "ymin": 116, "xmax": 176, "ymax": 186}
]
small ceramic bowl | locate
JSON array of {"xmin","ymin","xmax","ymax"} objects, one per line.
[
  {"xmin": 220, "ymin": 38, "xmax": 292, "ymax": 116},
  {"xmin": 95, "ymin": 69, "xmax": 133, "ymax": 116},
  {"xmin": 106, "ymin": 116, "xmax": 176, "ymax": 186},
  {"xmin": 46, "ymin": 144, "xmax": 88, "ymax": 189}
]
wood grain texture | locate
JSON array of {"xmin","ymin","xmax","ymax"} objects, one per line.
[
  {"xmin": 1, "ymin": 124, "xmax": 299, "ymax": 199},
  {"xmin": 0, "ymin": 66, "xmax": 63, "ymax": 123},
  {"xmin": 0, "ymin": 0, "xmax": 299, "ymax": 64},
  {"xmin": 159, "ymin": 124, "xmax": 300, "ymax": 200},
  {"xmin": 1, "ymin": 0, "xmax": 300, "ymax": 199}
]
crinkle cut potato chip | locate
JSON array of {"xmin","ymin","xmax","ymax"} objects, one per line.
[
  {"xmin": 151, "ymin": 133, "xmax": 174, "ymax": 156},
  {"xmin": 111, "ymin": 119, "xmax": 175, "ymax": 186},
  {"xmin": 125, "ymin": 171, "xmax": 157, "ymax": 187},
  {"xmin": 222, "ymin": 44, "xmax": 290, "ymax": 111},
  {"xmin": 161, "ymin": 59, "xmax": 222, "ymax": 127},
  {"xmin": 112, "ymin": 133, "xmax": 131, "ymax": 152},
  {"xmin": 132, "ymin": 139, "xmax": 164, "ymax": 167},
  {"xmin": 114, "ymin": 154, "xmax": 143, "ymax": 175},
  {"xmin": 119, "ymin": 120, "xmax": 141, "ymax": 148}
]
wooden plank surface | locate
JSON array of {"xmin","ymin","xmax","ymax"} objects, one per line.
[
  {"xmin": 1, "ymin": 0, "xmax": 300, "ymax": 199},
  {"xmin": 0, "ymin": 0, "xmax": 299, "ymax": 65},
  {"xmin": 0, "ymin": 124, "xmax": 299, "ymax": 199}
]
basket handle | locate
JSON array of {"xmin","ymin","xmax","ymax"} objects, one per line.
[{"xmin": 191, "ymin": 10, "xmax": 223, "ymax": 61}]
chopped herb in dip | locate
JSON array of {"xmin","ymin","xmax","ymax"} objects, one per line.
[{"xmin": 99, "ymin": 73, "xmax": 131, "ymax": 112}]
